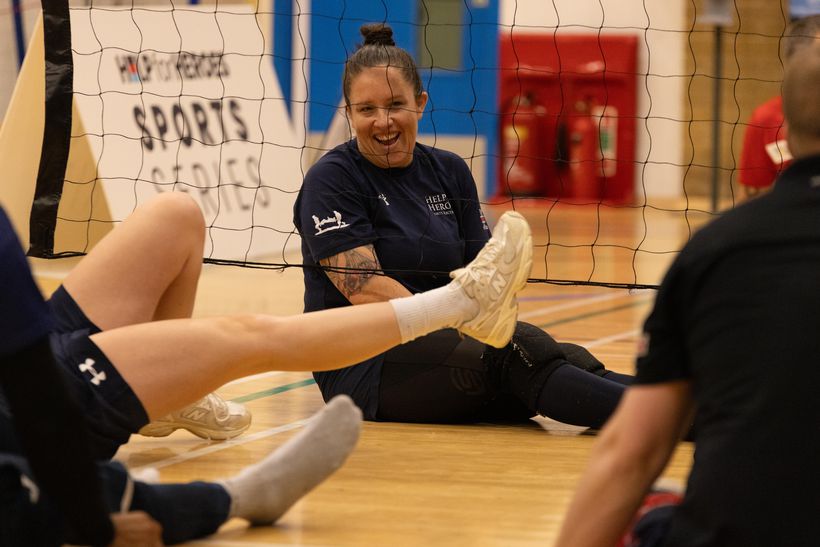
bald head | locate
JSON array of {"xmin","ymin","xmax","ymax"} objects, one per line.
[
  {"xmin": 783, "ymin": 15, "xmax": 820, "ymax": 60},
  {"xmin": 783, "ymin": 41, "xmax": 820, "ymax": 158}
]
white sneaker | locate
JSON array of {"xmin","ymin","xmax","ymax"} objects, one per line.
[
  {"xmin": 138, "ymin": 393, "xmax": 252, "ymax": 441},
  {"xmin": 450, "ymin": 211, "xmax": 532, "ymax": 348}
]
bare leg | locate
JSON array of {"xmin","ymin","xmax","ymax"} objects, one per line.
[
  {"xmin": 62, "ymin": 193, "xmax": 205, "ymax": 330},
  {"xmin": 92, "ymin": 304, "xmax": 403, "ymax": 418}
]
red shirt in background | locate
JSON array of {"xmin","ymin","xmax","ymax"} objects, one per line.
[{"xmin": 739, "ymin": 95, "xmax": 792, "ymax": 190}]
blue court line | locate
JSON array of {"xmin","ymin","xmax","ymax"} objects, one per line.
[{"xmin": 231, "ymin": 378, "xmax": 317, "ymax": 404}]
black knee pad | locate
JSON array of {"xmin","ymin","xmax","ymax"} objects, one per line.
[
  {"xmin": 558, "ymin": 342, "xmax": 607, "ymax": 376},
  {"xmin": 483, "ymin": 322, "xmax": 567, "ymax": 412}
]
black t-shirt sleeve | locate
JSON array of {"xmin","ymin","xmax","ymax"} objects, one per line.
[
  {"xmin": 634, "ymin": 257, "xmax": 691, "ymax": 385},
  {"xmin": 0, "ymin": 211, "xmax": 53, "ymax": 354},
  {"xmin": 296, "ymin": 159, "xmax": 377, "ymax": 262}
]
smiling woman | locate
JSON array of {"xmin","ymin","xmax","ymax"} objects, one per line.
[
  {"xmin": 346, "ymin": 64, "xmax": 428, "ymax": 168},
  {"xmin": 342, "ymin": 26, "xmax": 428, "ymax": 169},
  {"xmin": 292, "ymin": 23, "xmax": 634, "ymax": 429}
]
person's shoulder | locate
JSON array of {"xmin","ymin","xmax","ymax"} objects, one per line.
[
  {"xmin": 312, "ymin": 140, "xmax": 360, "ymax": 168},
  {"xmin": 749, "ymin": 95, "xmax": 784, "ymax": 125},
  {"xmin": 418, "ymin": 143, "xmax": 465, "ymax": 164},
  {"xmin": 416, "ymin": 143, "xmax": 471, "ymax": 176},
  {"xmin": 681, "ymin": 195, "xmax": 774, "ymax": 263},
  {"xmin": 304, "ymin": 141, "xmax": 361, "ymax": 186}
]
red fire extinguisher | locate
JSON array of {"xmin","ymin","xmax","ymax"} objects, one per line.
[
  {"xmin": 567, "ymin": 98, "xmax": 602, "ymax": 201},
  {"xmin": 500, "ymin": 94, "xmax": 546, "ymax": 196},
  {"xmin": 592, "ymin": 104, "xmax": 619, "ymax": 178}
]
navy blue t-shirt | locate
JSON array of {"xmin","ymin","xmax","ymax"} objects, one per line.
[
  {"xmin": 293, "ymin": 140, "xmax": 490, "ymax": 415},
  {"xmin": 0, "ymin": 207, "xmax": 53, "ymax": 357}
]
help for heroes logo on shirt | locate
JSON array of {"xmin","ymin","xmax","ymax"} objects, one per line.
[{"xmin": 426, "ymin": 193, "xmax": 453, "ymax": 216}]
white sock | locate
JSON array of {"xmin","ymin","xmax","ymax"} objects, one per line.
[
  {"xmin": 130, "ymin": 467, "xmax": 160, "ymax": 484},
  {"xmin": 220, "ymin": 395, "xmax": 362, "ymax": 524},
  {"xmin": 389, "ymin": 282, "xmax": 478, "ymax": 343}
]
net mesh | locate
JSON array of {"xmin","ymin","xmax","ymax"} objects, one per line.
[{"xmin": 29, "ymin": 0, "xmax": 797, "ymax": 290}]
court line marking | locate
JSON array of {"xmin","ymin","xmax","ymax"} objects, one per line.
[
  {"xmin": 582, "ymin": 328, "xmax": 642, "ymax": 350},
  {"xmin": 518, "ymin": 293, "xmax": 604, "ymax": 302},
  {"xmin": 223, "ymin": 370, "xmax": 286, "ymax": 387},
  {"xmin": 231, "ymin": 378, "xmax": 316, "ymax": 404},
  {"xmin": 537, "ymin": 298, "xmax": 652, "ymax": 329},
  {"xmin": 190, "ymin": 541, "xmax": 335, "ymax": 547},
  {"xmin": 518, "ymin": 291, "xmax": 629, "ymax": 320},
  {"xmin": 130, "ymin": 419, "xmax": 309, "ymax": 471}
]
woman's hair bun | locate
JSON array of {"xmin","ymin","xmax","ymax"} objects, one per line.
[{"xmin": 360, "ymin": 23, "xmax": 395, "ymax": 47}]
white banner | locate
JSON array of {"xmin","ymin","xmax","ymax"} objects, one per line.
[{"xmin": 70, "ymin": 3, "xmax": 304, "ymax": 260}]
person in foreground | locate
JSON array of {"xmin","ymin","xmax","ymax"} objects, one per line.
[
  {"xmin": 295, "ymin": 23, "xmax": 632, "ymax": 430},
  {"xmin": 554, "ymin": 40, "xmax": 820, "ymax": 547},
  {"xmin": 0, "ymin": 192, "xmax": 532, "ymax": 544}
]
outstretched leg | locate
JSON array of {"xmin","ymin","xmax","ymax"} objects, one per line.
[
  {"xmin": 89, "ymin": 211, "xmax": 534, "ymax": 419},
  {"xmin": 559, "ymin": 342, "xmax": 634, "ymax": 385},
  {"xmin": 90, "ymin": 298, "xmax": 405, "ymax": 416}
]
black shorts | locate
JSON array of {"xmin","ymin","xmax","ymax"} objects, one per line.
[{"xmin": 46, "ymin": 286, "xmax": 149, "ymax": 460}]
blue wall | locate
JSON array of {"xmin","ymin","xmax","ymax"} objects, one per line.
[{"xmin": 301, "ymin": 0, "xmax": 500, "ymax": 192}]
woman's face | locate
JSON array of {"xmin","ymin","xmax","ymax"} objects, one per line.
[{"xmin": 346, "ymin": 65, "xmax": 428, "ymax": 169}]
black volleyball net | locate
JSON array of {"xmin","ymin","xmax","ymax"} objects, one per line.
[{"xmin": 24, "ymin": 0, "xmax": 799, "ymax": 289}]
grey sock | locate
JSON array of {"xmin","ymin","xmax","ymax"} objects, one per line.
[{"xmin": 220, "ymin": 395, "xmax": 362, "ymax": 524}]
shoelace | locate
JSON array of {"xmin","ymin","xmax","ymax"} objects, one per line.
[
  {"xmin": 465, "ymin": 233, "xmax": 502, "ymax": 282},
  {"xmin": 202, "ymin": 393, "xmax": 230, "ymax": 421}
]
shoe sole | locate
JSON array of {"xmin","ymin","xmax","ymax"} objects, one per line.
[
  {"xmin": 483, "ymin": 211, "xmax": 532, "ymax": 347},
  {"xmin": 138, "ymin": 420, "xmax": 251, "ymax": 441}
]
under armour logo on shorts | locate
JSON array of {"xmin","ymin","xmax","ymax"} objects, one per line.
[{"xmin": 78, "ymin": 358, "xmax": 107, "ymax": 386}]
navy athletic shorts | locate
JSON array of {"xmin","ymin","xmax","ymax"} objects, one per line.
[{"xmin": 46, "ymin": 286, "xmax": 149, "ymax": 460}]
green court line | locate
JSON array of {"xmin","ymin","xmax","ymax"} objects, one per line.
[
  {"xmin": 231, "ymin": 378, "xmax": 317, "ymax": 404},
  {"xmin": 231, "ymin": 297, "xmax": 651, "ymax": 404}
]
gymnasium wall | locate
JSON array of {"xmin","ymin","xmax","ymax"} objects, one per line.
[
  {"xmin": 0, "ymin": 0, "xmax": 804, "ymax": 232},
  {"xmin": 685, "ymin": 0, "xmax": 791, "ymax": 200},
  {"xmin": 0, "ymin": 0, "xmax": 38, "ymax": 122}
]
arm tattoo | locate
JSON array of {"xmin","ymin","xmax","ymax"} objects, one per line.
[{"xmin": 321, "ymin": 246, "xmax": 381, "ymax": 299}]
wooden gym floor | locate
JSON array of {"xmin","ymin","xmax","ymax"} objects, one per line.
[{"xmin": 31, "ymin": 200, "xmax": 712, "ymax": 546}]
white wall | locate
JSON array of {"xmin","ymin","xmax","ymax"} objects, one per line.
[
  {"xmin": 500, "ymin": 0, "xmax": 687, "ymax": 199},
  {"xmin": 0, "ymin": 1, "xmax": 40, "ymax": 123}
]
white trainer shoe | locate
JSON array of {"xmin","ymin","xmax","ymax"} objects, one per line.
[
  {"xmin": 450, "ymin": 211, "xmax": 532, "ymax": 348},
  {"xmin": 138, "ymin": 393, "xmax": 252, "ymax": 441}
]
